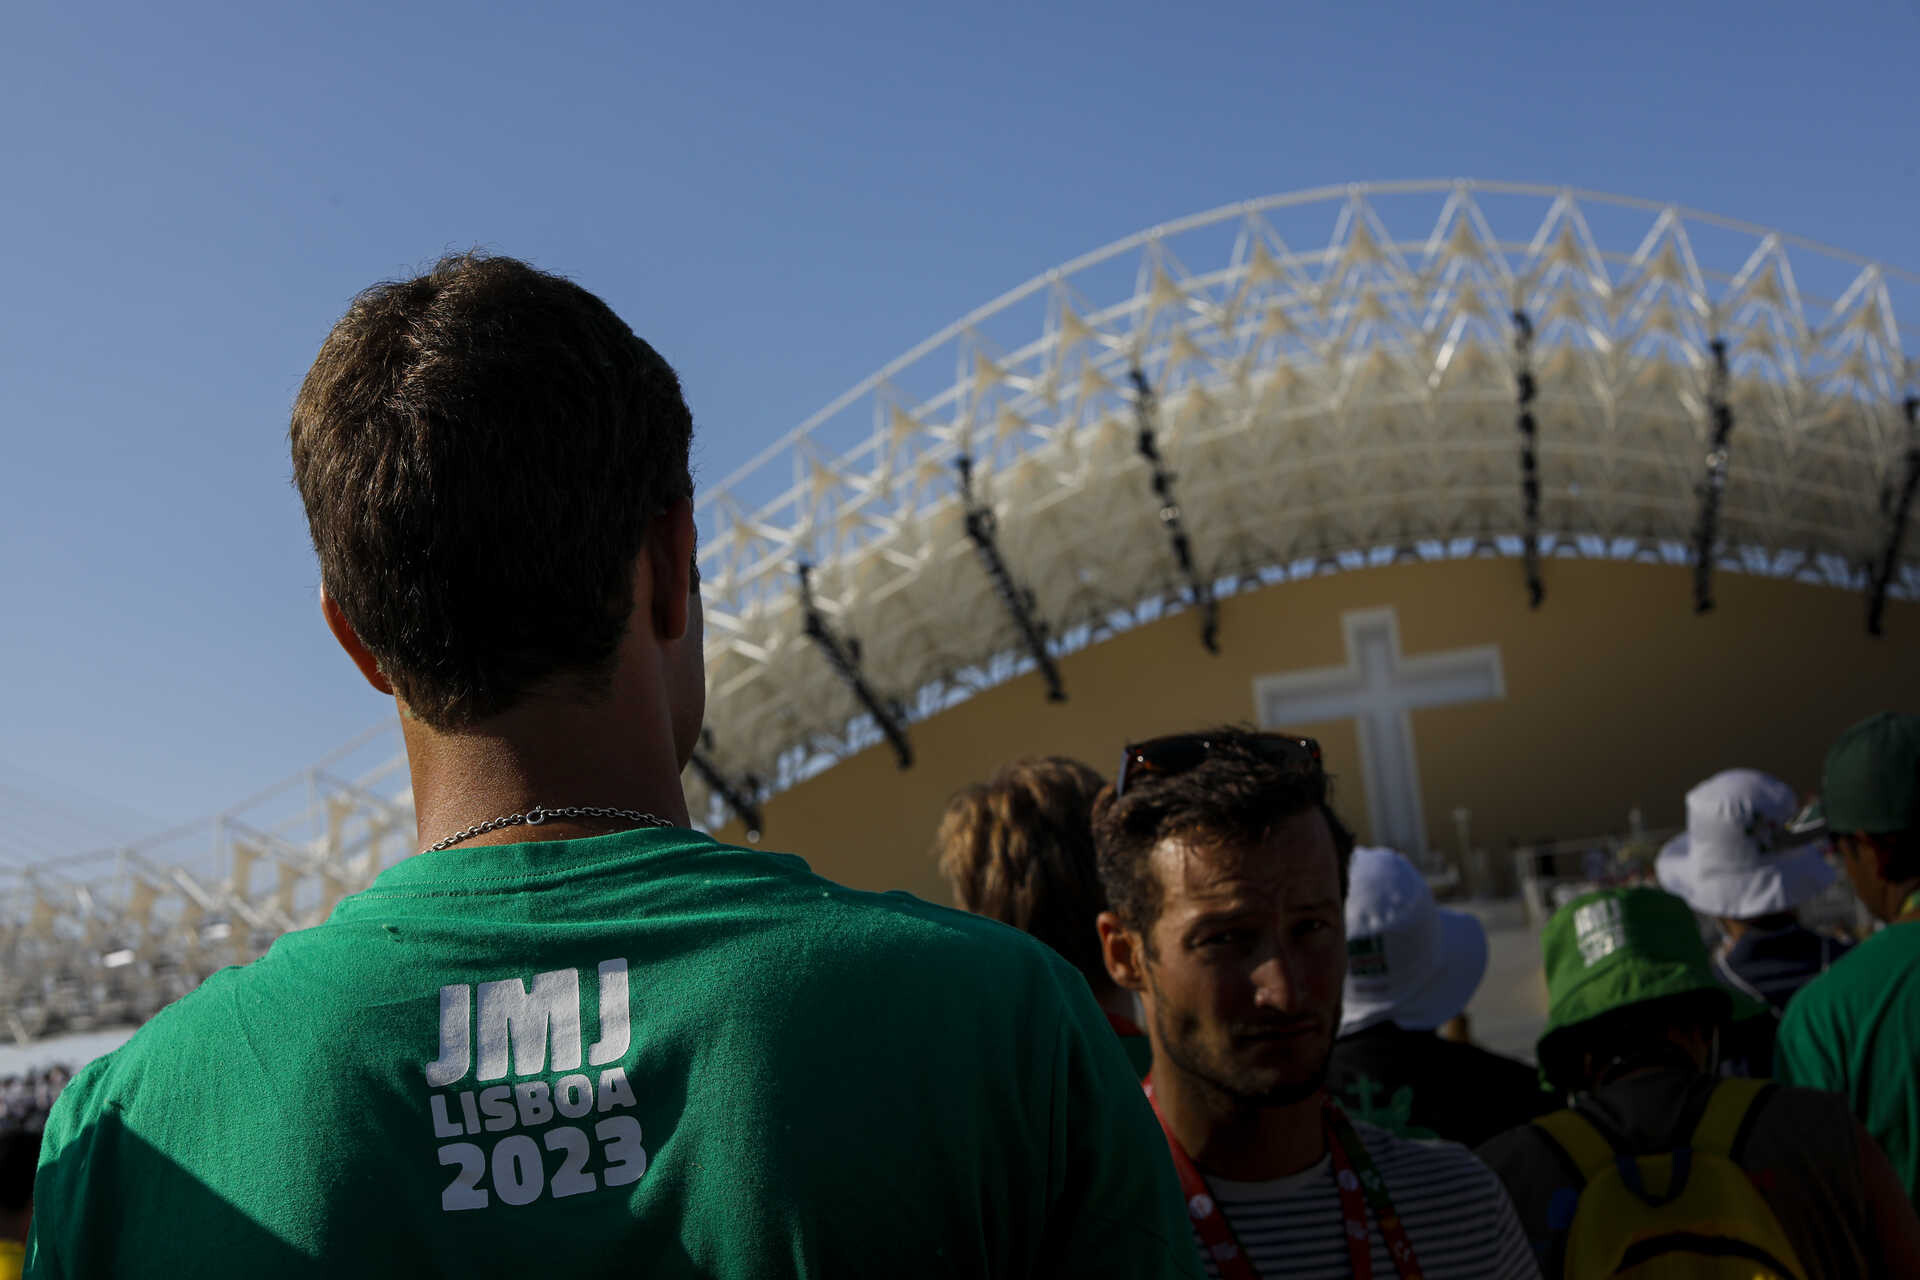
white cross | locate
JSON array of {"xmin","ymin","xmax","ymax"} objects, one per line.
[{"xmin": 1254, "ymin": 606, "xmax": 1504, "ymax": 857}]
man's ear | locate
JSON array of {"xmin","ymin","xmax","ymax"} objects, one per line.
[
  {"xmin": 645, "ymin": 498, "xmax": 698, "ymax": 642},
  {"xmin": 1097, "ymin": 911, "xmax": 1148, "ymax": 993},
  {"xmin": 321, "ymin": 589, "xmax": 394, "ymax": 696}
]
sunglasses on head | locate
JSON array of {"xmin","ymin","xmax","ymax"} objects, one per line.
[{"xmin": 1115, "ymin": 731, "xmax": 1323, "ymax": 798}]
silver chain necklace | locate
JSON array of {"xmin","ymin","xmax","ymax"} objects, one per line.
[{"xmin": 422, "ymin": 804, "xmax": 676, "ymax": 854}]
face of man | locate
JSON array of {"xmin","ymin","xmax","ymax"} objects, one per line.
[{"xmin": 1135, "ymin": 807, "xmax": 1346, "ymax": 1107}]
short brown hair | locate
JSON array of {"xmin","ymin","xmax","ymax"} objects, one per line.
[
  {"xmin": 290, "ymin": 253, "xmax": 694, "ymax": 729},
  {"xmin": 1091, "ymin": 726, "xmax": 1356, "ymax": 937},
  {"xmin": 934, "ymin": 757, "xmax": 1110, "ymax": 988}
]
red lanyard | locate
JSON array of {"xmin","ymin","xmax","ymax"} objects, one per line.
[
  {"xmin": 1325, "ymin": 1098, "xmax": 1425, "ymax": 1280},
  {"xmin": 1142, "ymin": 1079, "xmax": 1424, "ymax": 1280}
]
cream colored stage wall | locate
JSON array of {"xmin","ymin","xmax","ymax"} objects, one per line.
[{"xmin": 711, "ymin": 558, "xmax": 1920, "ymax": 906}]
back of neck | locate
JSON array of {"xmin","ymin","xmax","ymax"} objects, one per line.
[{"xmin": 404, "ymin": 691, "xmax": 690, "ymax": 849}]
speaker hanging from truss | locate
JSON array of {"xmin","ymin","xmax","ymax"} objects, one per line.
[
  {"xmin": 795, "ymin": 563, "xmax": 914, "ymax": 768},
  {"xmin": 1511, "ymin": 310, "xmax": 1545, "ymax": 609},
  {"xmin": 688, "ymin": 731, "xmax": 765, "ymax": 840},
  {"xmin": 1129, "ymin": 367, "xmax": 1220, "ymax": 652},
  {"xmin": 955, "ymin": 454, "xmax": 1067, "ymax": 701},
  {"xmin": 1867, "ymin": 395, "xmax": 1920, "ymax": 637},
  {"xmin": 1690, "ymin": 338, "xmax": 1734, "ymax": 614}
]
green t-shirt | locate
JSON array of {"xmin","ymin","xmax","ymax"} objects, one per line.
[
  {"xmin": 1117, "ymin": 1034, "xmax": 1153, "ymax": 1080},
  {"xmin": 28, "ymin": 829, "xmax": 1201, "ymax": 1279},
  {"xmin": 1775, "ymin": 919, "xmax": 1920, "ymax": 1202}
]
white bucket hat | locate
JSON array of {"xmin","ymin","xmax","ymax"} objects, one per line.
[
  {"xmin": 1340, "ymin": 846, "xmax": 1488, "ymax": 1036},
  {"xmin": 1655, "ymin": 768, "xmax": 1834, "ymax": 920}
]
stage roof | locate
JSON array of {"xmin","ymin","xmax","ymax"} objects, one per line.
[{"xmin": 688, "ymin": 181, "xmax": 1920, "ymax": 820}]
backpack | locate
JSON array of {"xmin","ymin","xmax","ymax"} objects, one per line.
[{"xmin": 1531, "ymin": 1076, "xmax": 1808, "ymax": 1279}]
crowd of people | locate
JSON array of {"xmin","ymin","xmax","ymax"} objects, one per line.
[
  {"xmin": 935, "ymin": 718, "xmax": 1920, "ymax": 1277},
  {"xmin": 0, "ymin": 1069, "xmax": 66, "ymax": 1139},
  {"xmin": 10, "ymin": 255, "xmax": 1920, "ymax": 1277}
]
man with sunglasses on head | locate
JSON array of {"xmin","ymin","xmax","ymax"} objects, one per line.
[
  {"xmin": 26, "ymin": 255, "xmax": 1204, "ymax": 1279},
  {"xmin": 1092, "ymin": 727, "xmax": 1537, "ymax": 1279}
]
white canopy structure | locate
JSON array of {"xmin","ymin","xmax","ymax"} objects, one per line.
[
  {"xmin": 686, "ymin": 181, "xmax": 1919, "ymax": 825},
  {"xmin": 4, "ymin": 181, "xmax": 1916, "ymax": 1044}
]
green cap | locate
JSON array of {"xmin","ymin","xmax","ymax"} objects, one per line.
[
  {"xmin": 1535, "ymin": 887, "xmax": 1733, "ymax": 1069},
  {"xmin": 1813, "ymin": 712, "xmax": 1920, "ymax": 836}
]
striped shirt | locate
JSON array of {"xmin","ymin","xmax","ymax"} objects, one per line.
[{"xmin": 1195, "ymin": 1120, "xmax": 1540, "ymax": 1278}]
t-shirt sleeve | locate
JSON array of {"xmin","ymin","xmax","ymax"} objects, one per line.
[
  {"xmin": 1775, "ymin": 990, "xmax": 1844, "ymax": 1093},
  {"xmin": 24, "ymin": 1058, "xmax": 109, "ymax": 1280},
  {"xmin": 24, "ymin": 1031, "xmax": 314, "ymax": 1280},
  {"xmin": 1032, "ymin": 968, "xmax": 1205, "ymax": 1280}
]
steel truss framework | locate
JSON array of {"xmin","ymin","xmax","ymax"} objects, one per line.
[
  {"xmin": 690, "ymin": 181, "xmax": 1918, "ymax": 821},
  {"xmin": 5, "ymin": 181, "xmax": 1917, "ymax": 1044},
  {"xmin": 1, "ymin": 724, "xmax": 412, "ymax": 1044}
]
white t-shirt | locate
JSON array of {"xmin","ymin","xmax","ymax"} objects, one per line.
[{"xmin": 1194, "ymin": 1120, "xmax": 1540, "ymax": 1279}]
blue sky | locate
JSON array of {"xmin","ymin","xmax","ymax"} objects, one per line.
[{"xmin": 5, "ymin": 0, "xmax": 1917, "ymax": 848}]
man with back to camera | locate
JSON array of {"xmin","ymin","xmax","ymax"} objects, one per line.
[
  {"xmin": 1775, "ymin": 711, "xmax": 1920, "ymax": 1203},
  {"xmin": 1654, "ymin": 767, "xmax": 1853, "ymax": 1076},
  {"xmin": 1091, "ymin": 727, "xmax": 1538, "ymax": 1278},
  {"xmin": 26, "ymin": 255, "xmax": 1205, "ymax": 1278},
  {"xmin": 1656, "ymin": 769, "xmax": 1852, "ymax": 1011}
]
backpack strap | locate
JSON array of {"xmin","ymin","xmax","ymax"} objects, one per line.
[
  {"xmin": 1532, "ymin": 1106, "xmax": 1617, "ymax": 1182},
  {"xmin": 1690, "ymin": 1076, "xmax": 1773, "ymax": 1158}
]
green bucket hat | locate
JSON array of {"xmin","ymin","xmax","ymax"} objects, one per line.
[
  {"xmin": 1535, "ymin": 887, "xmax": 1735, "ymax": 1072},
  {"xmin": 1790, "ymin": 711, "xmax": 1920, "ymax": 837}
]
